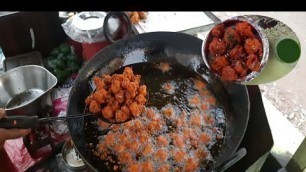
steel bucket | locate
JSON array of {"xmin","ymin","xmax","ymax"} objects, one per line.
[{"xmin": 0, "ymin": 65, "xmax": 57, "ymax": 116}]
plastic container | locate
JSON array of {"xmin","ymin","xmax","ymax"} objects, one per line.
[{"xmin": 62, "ymin": 11, "xmax": 132, "ymax": 60}]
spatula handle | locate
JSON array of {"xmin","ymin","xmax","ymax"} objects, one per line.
[{"xmin": 0, "ymin": 116, "xmax": 38, "ymax": 129}]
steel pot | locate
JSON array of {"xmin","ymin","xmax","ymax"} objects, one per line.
[{"xmin": 0, "ymin": 65, "xmax": 57, "ymax": 116}]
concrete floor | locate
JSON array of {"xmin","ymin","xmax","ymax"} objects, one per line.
[{"xmin": 213, "ymin": 12, "xmax": 306, "ymax": 169}]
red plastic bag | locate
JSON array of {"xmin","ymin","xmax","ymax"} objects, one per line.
[
  {"xmin": 3, "ymin": 138, "xmax": 51, "ymax": 172},
  {"xmin": 49, "ymin": 74, "xmax": 78, "ymax": 146}
]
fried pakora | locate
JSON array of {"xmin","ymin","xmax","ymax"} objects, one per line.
[{"xmin": 85, "ymin": 67, "xmax": 147, "ymax": 123}]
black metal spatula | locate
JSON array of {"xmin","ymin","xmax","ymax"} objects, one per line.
[{"xmin": 0, "ymin": 114, "xmax": 93, "ymax": 129}]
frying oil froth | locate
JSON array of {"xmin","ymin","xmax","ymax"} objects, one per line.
[{"xmin": 94, "ymin": 63, "xmax": 226, "ymax": 171}]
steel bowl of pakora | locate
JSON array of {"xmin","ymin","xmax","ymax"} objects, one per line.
[{"xmin": 202, "ymin": 16, "xmax": 269, "ymax": 84}]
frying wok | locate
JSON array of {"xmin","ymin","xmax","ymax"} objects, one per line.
[{"xmin": 67, "ymin": 32, "xmax": 250, "ymax": 171}]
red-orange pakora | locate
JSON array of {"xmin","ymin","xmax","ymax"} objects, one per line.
[
  {"xmin": 223, "ymin": 27, "xmax": 241, "ymax": 48},
  {"xmin": 221, "ymin": 66, "xmax": 238, "ymax": 81},
  {"xmin": 229, "ymin": 45, "xmax": 245, "ymax": 60},
  {"xmin": 246, "ymin": 53, "xmax": 261, "ymax": 71},
  {"xmin": 211, "ymin": 55, "xmax": 229, "ymax": 72},
  {"xmin": 207, "ymin": 20, "xmax": 263, "ymax": 82},
  {"xmin": 85, "ymin": 67, "xmax": 147, "ymax": 123},
  {"xmin": 233, "ymin": 60, "xmax": 248, "ymax": 77},
  {"xmin": 236, "ymin": 21, "xmax": 255, "ymax": 38},
  {"xmin": 211, "ymin": 23, "xmax": 225, "ymax": 38},
  {"xmin": 208, "ymin": 38, "xmax": 227, "ymax": 56},
  {"xmin": 244, "ymin": 38, "xmax": 263, "ymax": 55}
]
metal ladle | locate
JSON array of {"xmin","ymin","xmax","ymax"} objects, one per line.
[{"xmin": 1, "ymin": 91, "xmax": 149, "ymax": 129}]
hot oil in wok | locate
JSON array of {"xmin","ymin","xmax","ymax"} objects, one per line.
[{"xmin": 92, "ymin": 62, "xmax": 226, "ymax": 171}]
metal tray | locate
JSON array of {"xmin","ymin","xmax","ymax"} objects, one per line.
[{"xmin": 3, "ymin": 51, "xmax": 44, "ymax": 72}]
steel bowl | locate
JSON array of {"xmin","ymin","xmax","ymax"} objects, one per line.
[
  {"xmin": 0, "ymin": 65, "xmax": 57, "ymax": 116},
  {"xmin": 61, "ymin": 138, "xmax": 87, "ymax": 171},
  {"xmin": 201, "ymin": 16, "xmax": 269, "ymax": 84}
]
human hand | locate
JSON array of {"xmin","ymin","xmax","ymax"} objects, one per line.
[{"xmin": 0, "ymin": 108, "xmax": 31, "ymax": 149}]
